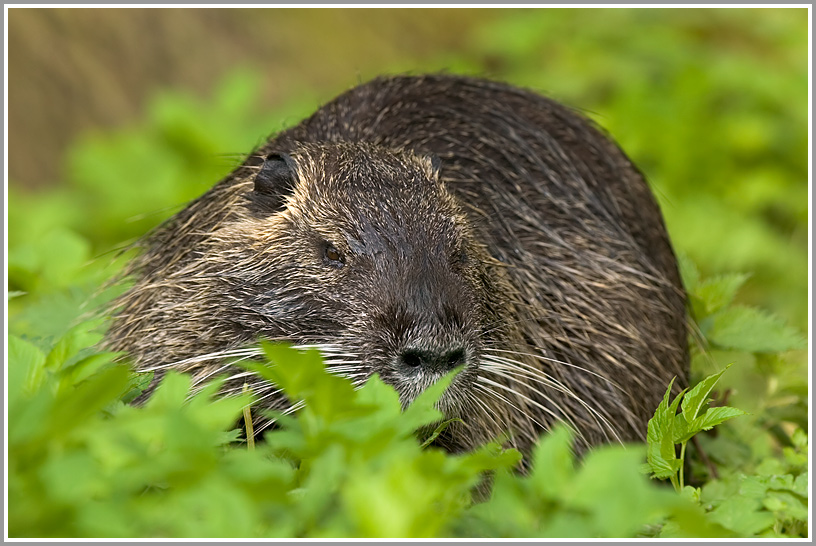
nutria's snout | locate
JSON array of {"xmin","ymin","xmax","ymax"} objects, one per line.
[{"xmin": 361, "ymin": 261, "xmax": 484, "ymax": 404}]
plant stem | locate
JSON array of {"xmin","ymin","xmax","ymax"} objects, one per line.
[
  {"xmin": 242, "ymin": 382, "xmax": 255, "ymax": 451},
  {"xmin": 679, "ymin": 441, "xmax": 687, "ymax": 490}
]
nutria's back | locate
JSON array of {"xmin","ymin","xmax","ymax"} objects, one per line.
[{"xmin": 106, "ymin": 74, "xmax": 688, "ymax": 456}]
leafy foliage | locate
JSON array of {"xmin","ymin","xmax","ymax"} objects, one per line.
[
  {"xmin": 645, "ymin": 367, "xmax": 746, "ymax": 489},
  {"xmin": 458, "ymin": 425, "xmax": 729, "ymax": 538},
  {"xmin": 7, "ymin": 7, "xmax": 808, "ymax": 540},
  {"xmin": 3, "ymin": 337, "xmax": 731, "ymax": 539}
]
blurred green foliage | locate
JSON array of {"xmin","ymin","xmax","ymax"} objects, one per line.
[
  {"xmin": 7, "ymin": 7, "xmax": 808, "ymax": 539},
  {"xmin": 3, "ymin": 338, "xmax": 731, "ymax": 538}
]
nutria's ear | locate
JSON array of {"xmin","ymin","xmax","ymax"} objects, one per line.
[
  {"xmin": 246, "ymin": 153, "xmax": 299, "ymax": 214},
  {"xmin": 420, "ymin": 154, "xmax": 442, "ymax": 180},
  {"xmin": 429, "ymin": 154, "xmax": 442, "ymax": 176}
]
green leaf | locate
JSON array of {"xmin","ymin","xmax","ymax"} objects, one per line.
[
  {"xmin": 145, "ymin": 371, "xmax": 194, "ymax": 410},
  {"xmin": 353, "ymin": 373, "xmax": 402, "ymax": 419},
  {"xmin": 695, "ymin": 406, "xmax": 747, "ymax": 431},
  {"xmin": 419, "ymin": 418, "xmax": 463, "ymax": 449},
  {"xmin": 646, "ymin": 378, "xmax": 686, "ymax": 479},
  {"xmin": 674, "ymin": 406, "xmax": 746, "ymax": 444},
  {"xmin": 121, "ymin": 371, "xmax": 154, "ymax": 404},
  {"xmin": 8, "ymin": 335, "xmax": 47, "ymax": 398},
  {"xmin": 694, "ymin": 273, "xmax": 751, "ymax": 315},
  {"xmin": 672, "ymin": 414, "xmax": 692, "ymax": 444},
  {"xmin": 702, "ymin": 306, "xmax": 805, "ymax": 353},
  {"xmin": 45, "ymin": 365, "xmax": 133, "ymax": 439},
  {"xmin": 709, "ymin": 496, "xmax": 775, "ymax": 536},
  {"xmin": 681, "ymin": 365, "xmax": 730, "ymax": 424},
  {"xmin": 399, "ymin": 367, "xmax": 459, "ymax": 433},
  {"xmin": 457, "ymin": 441, "xmax": 522, "ymax": 476},
  {"xmin": 528, "ymin": 425, "xmax": 575, "ymax": 498},
  {"xmin": 676, "ymin": 252, "xmax": 700, "ymax": 293},
  {"xmin": 251, "ymin": 343, "xmax": 358, "ymax": 421},
  {"xmin": 763, "ymin": 491, "xmax": 808, "ymax": 521},
  {"xmin": 568, "ymin": 444, "xmax": 677, "ymax": 537},
  {"xmin": 680, "ymin": 485, "xmax": 701, "ymax": 504}
]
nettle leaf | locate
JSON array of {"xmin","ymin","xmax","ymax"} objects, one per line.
[
  {"xmin": 121, "ymin": 371, "xmax": 154, "ymax": 404},
  {"xmin": 693, "ymin": 273, "xmax": 751, "ymax": 315},
  {"xmin": 681, "ymin": 365, "xmax": 730, "ymax": 424},
  {"xmin": 354, "ymin": 374, "xmax": 402, "ymax": 417},
  {"xmin": 261, "ymin": 343, "xmax": 359, "ymax": 421},
  {"xmin": 292, "ymin": 444, "xmax": 347, "ymax": 533},
  {"xmin": 45, "ymin": 365, "xmax": 133, "ymax": 440},
  {"xmin": 8, "ymin": 335, "xmax": 53, "ymax": 446},
  {"xmin": 43, "ymin": 320, "xmax": 108, "ymax": 374},
  {"xmin": 145, "ymin": 371, "xmax": 195, "ymax": 410},
  {"xmin": 647, "ymin": 431, "xmax": 683, "ymax": 480},
  {"xmin": 327, "ymin": 376, "xmax": 408, "ymax": 447},
  {"xmin": 650, "ymin": 378, "xmax": 680, "ymax": 430},
  {"xmin": 59, "ymin": 352, "xmax": 121, "ymax": 392},
  {"xmin": 456, "ymin": 441, "xmax": 522, "ymax": 476},
  {"xmin": 696, "ymin": 406, "xmax": 747, "ymax": 431},
  {"xmin": 701, "ymin": 306, "xmax": 805, "ymax": 353},
  {"xmin": 676, "ymin": 252, "xmax": 700, "ymax": 293},
  {"xmin": 646, "ymin": 378, "xmax": 686, "ymax": 478},
  {"xmin": 763, "ymin": 491, "xmax": 808, "ymax": 521},
  {"xmin": 528, "ymin": 425, "xmax": 575, "ymax": 498},
  {"xmin": 569, "ymin": 445, "xmax": 677, "ymax": 537},
  {"xmin": 399, "ymin": 367, "xmax": 458, "ymax": 433},
  {"xmin": 8, "ymin": 335, "xmax": 48, "ymax": 398},
  {"xmin": 709, "ymin": 496, "xmax": 775, "ymax": 536},
  {"xmin": 672, "ymin": 414, "xmax": 692, "ymax": 444},
  {"xmin": 673, "ymin": 406, "xmax": 746, "ymax": 444},
  {"xmin": 186, "ymin": 377, "xmax": 255, "ymax": 433}
]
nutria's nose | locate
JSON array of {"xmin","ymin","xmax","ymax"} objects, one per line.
[{"xmin": 399, "ymin": 346, "xmax": 467, "ymax": 374}]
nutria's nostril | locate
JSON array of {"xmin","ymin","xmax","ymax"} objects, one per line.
[
  {"xmin": 399, "ymin": 346, "xmax": 467, "ymax": 373},
  {"xmin": 401, "ymin": 349, "xmax": 424, "ymax": 368},
  {"xmin": 444, "ymin": 347, "xmax": 466, "ymax": 368}
]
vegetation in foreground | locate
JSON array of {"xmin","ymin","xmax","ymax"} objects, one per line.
[{"xmin": 7, "ymin": 8, "xmax": 808, "ymax": 539}]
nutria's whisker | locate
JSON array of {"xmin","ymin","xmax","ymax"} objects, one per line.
[
  {"xmin": 482, "ymin": 354, "xmax": 621, "ymax": 434},
  {"xmin": 475, "ymin": 378, "xmax": 562, "ymax": 430},
  {"xmin": 476, "ymin": 372, "xmax": 585, "ymax": 444},
  {"xmin": 139, "ymin": 347, "xmax": 264, "ymax": 372},
  {"xmin": 483, "ymin": 347, "xmax": 622, "ymax": 390},
  {"xmin": 480, "ymin": 354, "xmax": 622, "ymax": 444},
  {"xmin": 469, "ymin": 393, "xmax": 512, "ymax": 445},
  {"xmin": 473, "ymin": 382, "xmax": 550, "ymax": 444}
]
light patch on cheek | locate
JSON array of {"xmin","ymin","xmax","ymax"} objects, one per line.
[{"xmin": 210, "ymin": 212, "xmax": 293, "ymax": 254}]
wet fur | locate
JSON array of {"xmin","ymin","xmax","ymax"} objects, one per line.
[{"xmin": 105, "ymin": 74, "xmax": 688, "ymax": 456}]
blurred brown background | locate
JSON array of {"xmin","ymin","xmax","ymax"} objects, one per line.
[{"xmin": 8, "ymin": 7, "xmax": 487, "ymax": 191}]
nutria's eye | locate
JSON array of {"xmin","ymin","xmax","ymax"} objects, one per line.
[
  {"xmin": 451, "ymin": 246, "xmax": 468, "ymax": 267},
  {"xmin": 322, "ymin": 243, "xmax": 345, "ymax": 268}
]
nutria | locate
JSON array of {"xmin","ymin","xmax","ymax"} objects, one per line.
[{"xmin": 104, "ymin": 74, "xmax": 688, "ymax": 456}]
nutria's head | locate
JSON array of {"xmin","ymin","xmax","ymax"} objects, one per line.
[
  {"xmin": 227, "ymin": 143, "xmax": 502, "ymax": 406},
  {"xmin": 108, "ymin": 142, "xmax": 509, "ymax": 427}
]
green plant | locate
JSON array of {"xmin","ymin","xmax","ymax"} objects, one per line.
[
  {"xmin": 645, "ymin": 366, "xmax": 746, "ymax": 492},
  {"xmin": 7, "ymin": 9, "xmax": 807, "ymax": 539},
  {"xmin": 636, "ymin": 258, "xmax": 808, "ymax": 538},
  {"xmin": 5, "ymin": 333, "xmax": 728, "ymax": 539}
]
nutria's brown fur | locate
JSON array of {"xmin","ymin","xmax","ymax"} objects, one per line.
[{"xmin": 105, "ymin": 74, "xmax": 688, "ymax": 456}]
